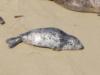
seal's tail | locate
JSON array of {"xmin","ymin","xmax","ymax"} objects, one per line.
[{"xmin": 6, "ymin": 36, "xmax": 22, "ymax": 48}]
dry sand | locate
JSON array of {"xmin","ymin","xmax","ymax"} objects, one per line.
[{"xmin": 0, "ymin": 0, "xmax": 100, "ymax": 75}]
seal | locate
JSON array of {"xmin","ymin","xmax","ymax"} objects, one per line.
[
  {"xmin": 49, "ymin": 0, "xmax": 100, "ymax": 15},
  {"xmin": 6, "ymin": 27, "xmax": 84, "ymax": 50}
]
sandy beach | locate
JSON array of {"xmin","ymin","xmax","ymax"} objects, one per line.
[{"xmin": 0, "ymin": 0, "xmax": 100, "ymax": 75}]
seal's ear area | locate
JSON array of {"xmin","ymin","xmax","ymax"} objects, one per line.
[{"xmin": 6, "ymin": 36, "xmax": 22, "ymax": 48}]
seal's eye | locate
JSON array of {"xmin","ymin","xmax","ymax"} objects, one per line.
[
  {"xmin": 67, "ymin": 40, "xmax": 74, "ymax": 46},
  {"xmin": 68, "ymin": 42, "xmax": 73, "ymax": 45}
]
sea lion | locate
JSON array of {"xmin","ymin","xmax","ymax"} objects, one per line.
[
  {"xmin": 49, "ymin": 0, "xmax": 100, "ymax": 15},
  {"xmin": 6, "ymin": 27, "xmax": 84, "ymax": 50}
]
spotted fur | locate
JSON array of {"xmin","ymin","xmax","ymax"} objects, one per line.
[{"xmin": 6, "ymin": 27, "xmax": 84, "ymax": 50}]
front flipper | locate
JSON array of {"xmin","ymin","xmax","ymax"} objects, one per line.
[{"xmin": 53, "ymin": 48, "xmax": 62, "ymax": 51}]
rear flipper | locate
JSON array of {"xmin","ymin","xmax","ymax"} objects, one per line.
[{"xmin": 6, "ymin": 36, "xmax": 22, "ymax": 48}]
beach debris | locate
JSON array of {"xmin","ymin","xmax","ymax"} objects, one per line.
[
  {"xmin": 14, "ymin": 15, "xmax": 24, "ymax": 18},
  {"xmin": 0, "ymin": 17, "xmax": 5, "ymax": 25}
]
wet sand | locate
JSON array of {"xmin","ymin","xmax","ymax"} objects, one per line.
[{"xmin": 0, "ymin": 0, "xmax": 100, "ymax": 75}]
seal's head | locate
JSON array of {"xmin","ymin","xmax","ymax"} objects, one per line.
[{"xmin": 63, "ymin": 35, "xmax": 84, "ymax": 50}]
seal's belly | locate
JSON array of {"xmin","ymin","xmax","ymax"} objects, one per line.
[{"xmin": 22, "ymin": 32, "xmax": 61, "ymax": 48}]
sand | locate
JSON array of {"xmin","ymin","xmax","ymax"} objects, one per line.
[{"xmin": 0, "ymin": 0, "xmax": 100, "ymax": 75}]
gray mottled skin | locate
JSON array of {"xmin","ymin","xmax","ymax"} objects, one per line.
[
  {"xmin": 6, "ymin": 27, "xmax": 84, "ymax": 50},
  {"xmin": 49, "ymin": 0, "xmax": 100, "ymax": 15}
]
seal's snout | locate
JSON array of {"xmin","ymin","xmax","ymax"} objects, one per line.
[
  {"xmin": 78, "ymin": 44, "xmax": 84, "ymax": 50},
  {"xmin": 76, "ymin": 41, "xmax": 84, "ymax": 50},
  {"xmin": 80, "ymin": 45, "xmax": 84, "ymax": 49}
]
